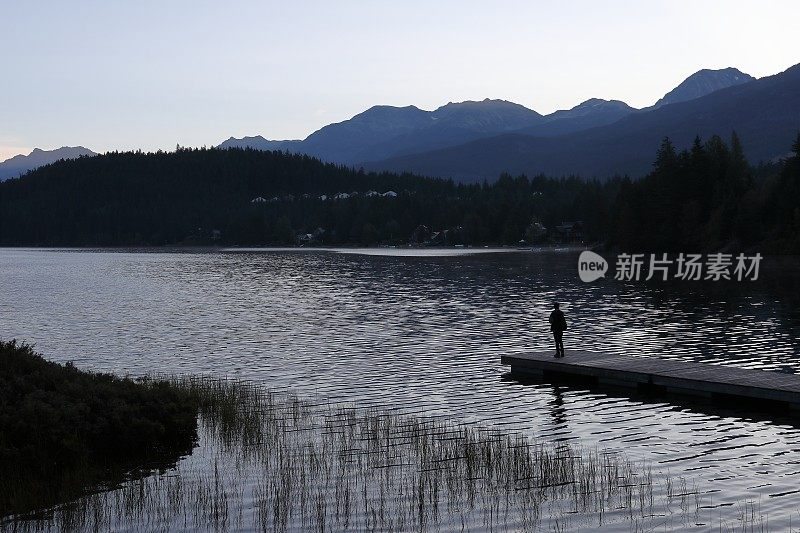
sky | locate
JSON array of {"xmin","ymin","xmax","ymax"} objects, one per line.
[{"xmin": 2, "ymin": 0, "xmax": 799, "ymax": 161}]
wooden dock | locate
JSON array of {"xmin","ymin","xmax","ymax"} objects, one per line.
[{"xmin": 501, "ymin": 351, "xmax": 800, "ymax": 408}]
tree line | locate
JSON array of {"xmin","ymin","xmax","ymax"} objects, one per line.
[
  {"xmin": 0, "ymin": 135, "xmax": 798, "ymax": 252},
  {"xmin": 610, "ymin": 133, "xmax": 800, "ymax": 252}
]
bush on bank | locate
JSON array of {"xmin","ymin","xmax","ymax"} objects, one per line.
[{"xmin": 0, "ymin": 340, "xmax": 198, "ymax": 516}]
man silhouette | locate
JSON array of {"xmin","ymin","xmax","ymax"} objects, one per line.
[{"xmin": 549, "ymin": 303, "xmax": 567, "ymax": 358}]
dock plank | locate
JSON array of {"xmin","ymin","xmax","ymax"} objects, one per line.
[{"xmin": 501, "ymin": 352, "xmax": 800, "ymax": 406}]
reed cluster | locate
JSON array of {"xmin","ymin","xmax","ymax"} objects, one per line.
[{"xmin": 3, "ymin": 376, "xmax": 713, "ymax": 531}]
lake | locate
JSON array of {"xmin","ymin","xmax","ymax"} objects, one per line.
[{"xmin": 2, "ymin": 248, "xmax": 800, "ymax": 531}]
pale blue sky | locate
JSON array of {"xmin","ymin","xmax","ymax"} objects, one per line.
[{"xmin": 1, "ymin": 0, "xmax": 798, "ymax": 160}]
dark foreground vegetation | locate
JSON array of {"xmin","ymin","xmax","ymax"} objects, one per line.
[
  {"xmin": 6, "ymin": 377, "xmax": 711, "ymax": 532},
  {"xmin": 0, "ymin": 133, "xmax": 798, "ymax": 252},
  {"xmin": 0, "ymin": 363, "xmax": 765, "ymax": 530},
  {"xmin": 0, "ymin": 340, "xmax": 197, "ymax": 518}
]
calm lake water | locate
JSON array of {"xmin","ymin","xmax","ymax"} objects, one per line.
[{"xmin": 2, "ymin": 248, "xmax": 800, "ymax": 531}]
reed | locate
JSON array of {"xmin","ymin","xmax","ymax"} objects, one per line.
[{"xmin": 4, "ymin": 377, "xmax": 710, "ymax": 532}]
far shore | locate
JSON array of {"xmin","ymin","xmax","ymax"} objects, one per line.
[{"xmin": 0, "ymin": 243, "xmax": 594, "ymax": 254}]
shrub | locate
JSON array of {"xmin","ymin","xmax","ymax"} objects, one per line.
[{"xmin": 0, "ymin": 340, "xmax": 198, "ymax": 517}]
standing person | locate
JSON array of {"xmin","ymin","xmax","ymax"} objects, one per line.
[{"xmin": 549, "ymin": 303, "xmax": 567, "ymax": 358}]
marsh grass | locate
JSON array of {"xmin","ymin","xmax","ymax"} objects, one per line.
[{"xmin": 3, "ymin": 377, "xmax": 713, "ymax": 531}]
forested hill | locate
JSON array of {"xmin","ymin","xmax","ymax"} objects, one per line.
[
  {"xmin": 0, "ymin": 148, "xmax": 438, "ymax": 246},
  {"xmin": 1, "ymin": 136, "xmax": 799, "ymax": 252},
  {"xmin": 0, "ymin": 148, "xmax": 606, "ymax": 247}
]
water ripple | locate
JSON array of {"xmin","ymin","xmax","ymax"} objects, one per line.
[{"xmin": 2, "ymin": 248, "xmax": 800, "ymax": 530}]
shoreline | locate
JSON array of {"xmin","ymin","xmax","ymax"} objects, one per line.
[
  {"xmin": 3, "ymin": 362, "xmax": 701, "ymax": 532},
  {"xmin": 0, "ymin": 244, "xmax": 594, "ymax": 253}
]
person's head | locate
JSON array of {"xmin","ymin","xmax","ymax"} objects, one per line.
[{"xmin": 554, "ymin": 302, "xmax": 560, "ymax": 310}]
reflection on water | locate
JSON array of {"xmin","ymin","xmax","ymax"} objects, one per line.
[
  {"xmin": 1, "ymin": 248, "xmax": 800, "ymax": 530},
  {"xmin": 9, "ymin": 379, "xmax": 699, "ymax": 532}
]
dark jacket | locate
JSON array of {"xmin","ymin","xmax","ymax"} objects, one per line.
[{"xmin": 549, "ymin": 309, "xmax": 567, "ymax": 332}]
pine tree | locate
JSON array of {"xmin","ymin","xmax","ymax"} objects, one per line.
[
  {"xmin": 653, "ymin": 137, "xmax": 677, "ymax": 175},
  {"xmin": 729, "ymin": 131, "xmax": 751, "ymax": 192}
]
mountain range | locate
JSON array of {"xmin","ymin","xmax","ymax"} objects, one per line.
[
  {"xmin": 4, "ymin": 65, "xmax": 796, "ymax": 183},
  {"xmin": 371, "ymin": 65, "xmax": 799, "ymax": 180},
  {"xmin": 218, "ymin": 66, "xmax": 793, "ymax": 181},
  {"xmin": 0, "ymin": 147, "xmax": 96, "ymax": 181}
]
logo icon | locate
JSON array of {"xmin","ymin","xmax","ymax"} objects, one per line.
[{"xmin": 578, "ymin": 251, "xmax": 608, "ymax": 282}]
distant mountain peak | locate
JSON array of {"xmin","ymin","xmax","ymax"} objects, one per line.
[
  {"xmin": 654, "ymin": 67, "xmax": 755, "ymax": 108},
  {"xmin": 574, "ymin": 98, "xmax": 631, "ymax": 109},
  {"xmin": 434, "ymin": 98, "xmax": 538, "ymax": 113},
  {"xmin": 359, "ymin": 104, "xmax": 423, "ymax": 114},
  {"xmin": 428, "ymin": 99, "xmax": 543, "ymax": 132},
  {"xmin": 539, "ymin": 98, "xmax": 635, "ymax": 125},
  {"xmin": 348, "ymin": 104, "xmax": 429, "ymax": 124},
  {"xmin": 218, "ymin": 136, "xmax": 300, "ymax": 152},
  {"xmin": 0, "ymin": 146, "xmax": 97, "ymax": 181}
]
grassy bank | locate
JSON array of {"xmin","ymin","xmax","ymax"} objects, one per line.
[
  {"xmin": 7, "ymin": 375, "xmax": 714, "ymax": 532},
  {"xmin": 5, "ymin": 347, "xmax": 750, "ymax": 531},
  {"xmin": 0, "ymin": 340, "xmax": 198, "ymax": 518}
]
